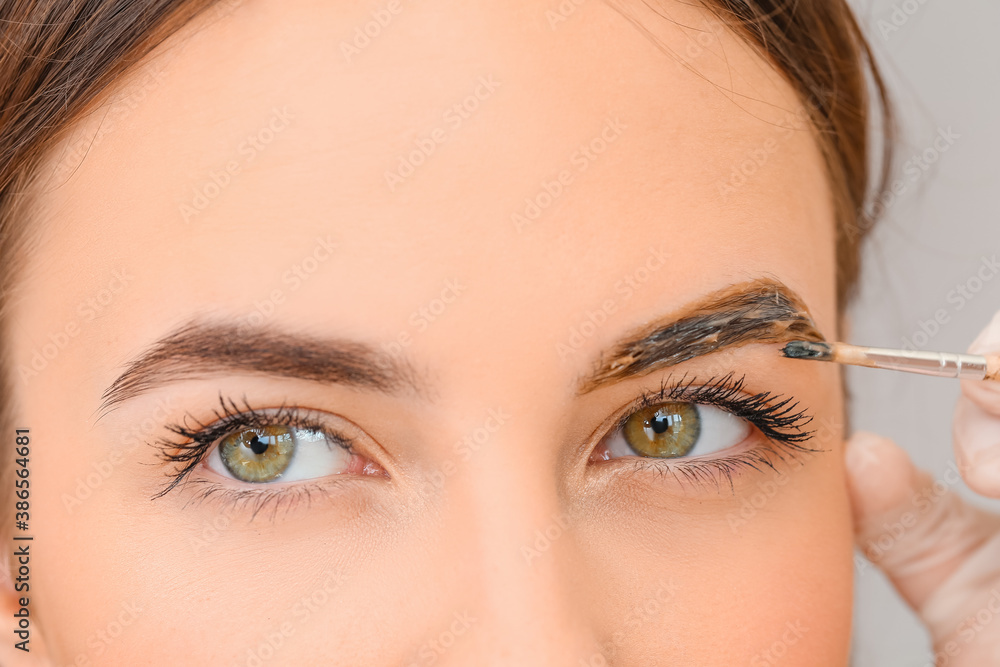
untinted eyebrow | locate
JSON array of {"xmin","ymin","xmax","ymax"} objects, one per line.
[
  {"xmin": 97, "ymin": 318, "xmax": 432, "ymax": 419},
  {"xmin": 576, "ymin": 278, "xmax": 825, "ymax": 394}
]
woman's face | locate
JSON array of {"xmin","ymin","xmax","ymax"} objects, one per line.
[{"xmin": 6, "ymin": 1, "xmax": 850, "ymax": 664}]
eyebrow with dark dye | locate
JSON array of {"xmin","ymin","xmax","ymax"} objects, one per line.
[
  {"xmin": 575, "ymin": 278, "xmax": 825, "ymax": 394},
  {"xmin": 96, "ymin": 318, "xmax": 432, "ymax": 420}
]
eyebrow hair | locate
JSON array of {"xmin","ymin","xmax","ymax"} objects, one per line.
[
  {"xmin": 574, "ymin": 278, "xmax": 825, "ymax": 394},
  {"xmin": 97, "ymin": 318, "xmax": 432, "ymax": 420},
  {"xmin": 98, "ymin": 278, "xmax": 819, "ymax": 419}
]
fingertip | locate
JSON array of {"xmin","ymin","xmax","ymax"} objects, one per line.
[
  {"xmin": 961, "ymin": 310, "xmax": 1000, "ymax": 413},
  {"xmin": 959, "ymin": 376, "xmax": 1000, "ymax": 417},
  {"xmin": 967, "ymin": 309, "xmax": 1000, "ymax": 356},
  {"xmin": 845, "ymin": 431, "xmax": 919, "ymax": 517},
  {"xmin": 845, "ymin": 430, "xmax": 909, "ymax": 477},
  {"xmin": 963, "ymin": 460, "xmax": 1000, "ymax": 498},
  {"xmin": 953, "ymin": 395, "xmax": 1000, "ymax": 498}
]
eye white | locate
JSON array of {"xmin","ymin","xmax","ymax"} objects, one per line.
[
  {"xmin": 205, "ymin": 428, "xmax": 353, "ymax": 483},
  {"xmin": 605, "ymin": 404, "xmax": 751, "ymax": 459}
]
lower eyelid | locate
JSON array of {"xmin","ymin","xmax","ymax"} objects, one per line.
[
  {"xmin": 593, "ymin": 429, "xmax": 816, "ymax": 495},
  {"xmin": 597, "ymin": 425, "xmax": 758, "ymax": 465},
  {"xmin": 159, "ymin": 440, "xmax": 389, "ymax": 518},
  {"xmin": 172, "ymin": 476, "xmax": 380, "ymax": 521}
]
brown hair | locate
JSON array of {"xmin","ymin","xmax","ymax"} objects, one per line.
[
  {"xmin": 0, "ymin": 0, "xmax": 893, "ymax": 539},
  {"xmin": 707, "ymin": 0, "xmax": 895, "ymax": 308}
]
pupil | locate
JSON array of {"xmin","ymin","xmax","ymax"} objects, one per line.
[
  {"xmin": 650, "ymin": 413, "xmax": 673, "ymax": 435},
  {"xmin": 248, "ymin": 434, "xmax": 269, "ymax": 455}
]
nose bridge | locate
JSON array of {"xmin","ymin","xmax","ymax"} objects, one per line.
[{"xmin": 435, "ymin": 412, "xmax": 604, "ymax": 665}]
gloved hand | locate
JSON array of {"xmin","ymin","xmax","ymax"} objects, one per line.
[{"xmin": 847, "ymin": 311, "xmax": 1000, "ymax": 665}]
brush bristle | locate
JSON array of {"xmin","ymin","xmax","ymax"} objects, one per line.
[{"xmin": 781, "ymin": 340, "xmax": 833, "ymax": 360}]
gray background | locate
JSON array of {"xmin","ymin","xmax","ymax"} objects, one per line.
[{"xmin": 846, "ymin": 0, "xmax": 1000, "ymax": 663}]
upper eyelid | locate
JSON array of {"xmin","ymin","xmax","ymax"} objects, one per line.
[
  {"xmin": 170, "ymin": 394, "xmax": 319, "ymax": 436},
  {"xmin": 174, "ymin": 404, "xmax": 338, "ymax": 443},
  {"xmin": 164, "ymin": 394, "xmax": 357, "ymax": 452},
  {"xmin": 609, "ymin": 373, "xmax": 742, "ymax": 428}
]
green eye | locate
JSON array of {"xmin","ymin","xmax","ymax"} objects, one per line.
[
  {"xmin": 622, "ymin": 402, "xmax": 701, "ymax": 458},
  {"xmin": 218, "ymin": 425, "xmax": 295, "ymax": 482}
]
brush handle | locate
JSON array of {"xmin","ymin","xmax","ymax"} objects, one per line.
[{"xmin": 842, "ymin": 345, "xmax": 990, "ymax": 380}]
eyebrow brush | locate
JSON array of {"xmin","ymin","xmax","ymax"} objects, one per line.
[{"xmin": 781, "ymin": 341, "xmax": 1000, "ymax": 381}]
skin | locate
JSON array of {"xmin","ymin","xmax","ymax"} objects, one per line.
[{"xmin": 0, "ymin": 0, "xmax": 851, "ymax": 664}]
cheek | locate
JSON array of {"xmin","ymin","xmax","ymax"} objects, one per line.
[{"xmin": 577, "ymin": 449, "xmax": 853, "ymax": 665}]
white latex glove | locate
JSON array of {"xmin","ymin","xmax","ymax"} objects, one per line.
[{"xmin": 847, "ymin": 312, "xmax": 1000, "ymax": 665}]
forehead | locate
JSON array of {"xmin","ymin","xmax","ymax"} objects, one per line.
[{"xmin": 18, "ymin": 0, "xmax": 835, "ymax": 402}]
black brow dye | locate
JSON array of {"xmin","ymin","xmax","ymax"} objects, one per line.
[
  {"xmin": 781, "ymin": 340, "xmax": 833, "ymax": 360},
  {"xmin": 579, "ymin": 279, "xmax": 825, "ymax": 393}
]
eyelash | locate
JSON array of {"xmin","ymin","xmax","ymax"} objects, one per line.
[
  {"xmin": 147, "ymin": 372, "xmax": 819, "ymax": 510},
  {"xmin": 149, "ymin": 393, "xmax": 357, "ymax": 504},
  {"xmin": 601, "ymin": 372, "xmax": 821, "ymax": 493}
]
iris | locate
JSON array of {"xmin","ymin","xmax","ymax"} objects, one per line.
[
  {"xmin": 219, "ymin": 425, "xmax": 296, "ymax": 482},
  {"xmin": 623, "ymin": 402, "xmax": 701, "ymax": 457}
]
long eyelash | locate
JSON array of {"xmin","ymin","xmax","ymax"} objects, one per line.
[
  {"xmin": 146, "ymin": 392, "xmax": 356, "ymax": 502},
  {"xmin": 149, "ymin": 376, "xmax": 816, "ymax": 509},
  {"xmin": 621, "ymin": 372, "xmax": 816, "ymax": 447},
  {"xmin": 609, "ymin": 372, "xmax": 823, "ymax": 494}
]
